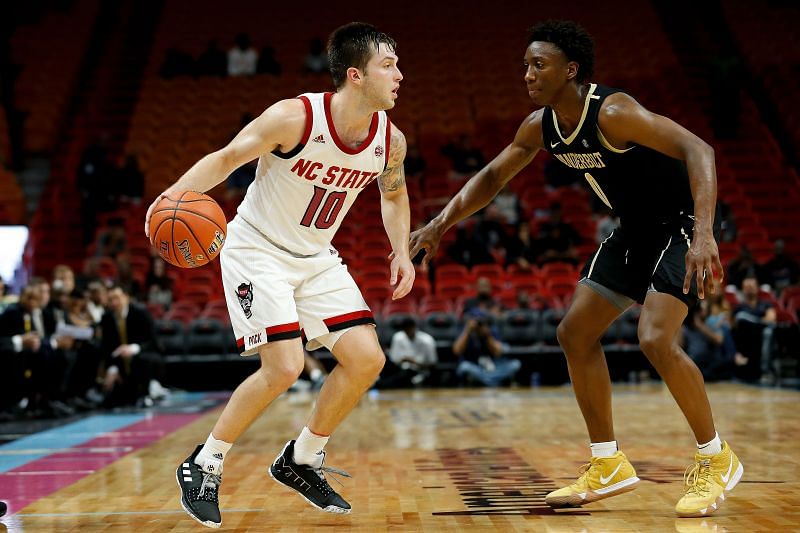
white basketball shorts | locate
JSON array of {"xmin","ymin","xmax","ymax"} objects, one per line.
[{"xmin": 221, "ymin": 216, "xmax": 375, "ymax": 355}]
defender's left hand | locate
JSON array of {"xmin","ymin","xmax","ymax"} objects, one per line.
[{"xmin": 683, "ymin": 231, "xmax": 723, "ymax": 300}]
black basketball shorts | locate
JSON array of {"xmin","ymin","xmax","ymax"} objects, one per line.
[{"xmin": 580, "ymin": 217, "xmax": 704, "ymax": 308}]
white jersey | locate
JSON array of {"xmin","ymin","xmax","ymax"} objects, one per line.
[{"xmin": 237, "ymin": 92, "xmax": 391, "ymax": 256}]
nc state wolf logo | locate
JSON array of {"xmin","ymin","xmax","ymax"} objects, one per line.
[{"xmin": 236, "ymin": 282, "xmax": 254, "ymax": 319}]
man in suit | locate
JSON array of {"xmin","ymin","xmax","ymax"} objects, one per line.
[
  {"xmin": 100, "ymin": 284, "xmax": 164, "ymax": 406},
  {"xmin": 0, "ymin": 285, "xmax": 73, "ymax": 415}
]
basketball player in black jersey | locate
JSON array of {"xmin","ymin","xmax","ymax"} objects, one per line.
[{"xmin": 409, "ymin": 20, "xmax": 742, "ymax": 517}]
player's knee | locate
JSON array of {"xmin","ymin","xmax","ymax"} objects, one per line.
[
  {"xmin": 557, "ymin": 318, "xmax": 587, "ymax": 353},
  {"xmin": 261, "ymin": 357, "xmax": 304, "ymax": 389},
  {"xmin": 637, "ymin": 326, "xmax": 670, "ymax": 360},
  {"xmin": 347, "ymin": 348, "xmax": 384, "ymax": 381},
  {"xmin": 361, "ymin": 349, "xmax": 385, "ymax": 379}
]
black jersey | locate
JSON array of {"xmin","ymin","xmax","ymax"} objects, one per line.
[{"xmin": 541, "ymin": 83, "xmax": 694, "ymax": 232}]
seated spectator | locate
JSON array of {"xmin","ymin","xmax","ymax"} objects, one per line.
[
  {"xmin": 441, "ymin": 133, "xmax": 485, "ymax": 180},
  {"xmin": 86, "ymin": 280, "xmax": 108, "ymax": 324},
  {"xmin": 506, "ymin": 221, "xmax": 539, "ymax": 270},
  {"xmin": 536, "ymin": 202, "xmax": 582, "ymax": 265},
  {"xmin": 763, "ymin": 239, "xmax": 799, "ymax": 295},
  {"xmin": 100, "ymin": 284, "xmax": 165, "ymax": 407},
  {"xmin": 726, "ymin": 247, "xmax": 763, "ymax": 288},
  {"xmin": 146, "ymin": 256, "xmax": 173, "ymax": 308},
  {"xmin": 0, "ymin": 286, "xmax": 43, "ymax": 412},
  {"xmin": 454, "ymin": 310, "xmax": 520, "ymax": 387},
  {"xmin": 228, "ymin": 33, "xmax": 258, "ymax": 76},
  {"xmin": 463, "ymin": 277, "xmax": 501, "ymax": 318},
  {"xmin": 379, "ymin": 318, "xmax": 437, "ymax": 388},
  {"xmin": 63, "ymin": 289, "xmax": 103, "ymax": 405},
  {"xmin": 196, "ymin": 40, "xmax": 227, "ymax": 77},
  {"xmin": 475, "ymin": 204, "xmax": 509, "ymax": 260},
  {"xmin": 52, "ymin": 264, "xmax": 76, "ymax": 295},
  {"xmin": 95, "ymin": 217, "xmax": 128, "ymax": 259},
  {"xmin": 303, "ymin": 38, "xmax": 328, "ymax": 73},
  {"xmin": 257, "ymin": 46, "xmax": 282, "ymax": 75},
  {"xmin": 491, "ymin": 186, "xmax": 521, "ymax": 225},
  {"xmin": 446, "ymin": 225, "xmax": 494, "ymax": 268},
  {"xmin": 28, "ymin": 277, "xmax": 58, "ymax": 335},
  {"xmin": 116, "ymin": 256, "xmax": 143, "ymax": 301},
  {"xmin": 682, "ymin": 296, "xmax": 737, "ymax": 381},
  {"xmin": 732, "ymin": 276, "xmax": 777, "ymax": 383},
  {"xmin": 0, "ymin": 285, "xmax": 74, "ymax": 417}
]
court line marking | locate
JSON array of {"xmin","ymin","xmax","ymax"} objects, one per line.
[
  {"xmin": 14, "ymin": 509, "xmax": 265, "ymax": 517},
  {"xmin": 0, "ymin": 414, "xmax": 144, "ymax": 472}
]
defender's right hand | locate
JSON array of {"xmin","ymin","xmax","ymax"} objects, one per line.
[{"xmin": 409, "ymin": 221, "xmax": 445, "ymax": 270}]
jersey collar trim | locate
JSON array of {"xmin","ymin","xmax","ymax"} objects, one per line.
[
  {"xmin": 323, "ymin": 92, "xmax": 379, "ymax": 155},
  {"xmin": 552, "ymin": 83, "xmax": 597, "ymax": 146}
]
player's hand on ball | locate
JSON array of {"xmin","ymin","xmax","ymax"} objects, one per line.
[{"xmin": 145, "ymin": 191, "xmax": 171, "ymax": 241}]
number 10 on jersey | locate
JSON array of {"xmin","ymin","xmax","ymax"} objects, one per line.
[{"xmin": 300, "ymin": 185, "xmax": 347, "ymax": 229}]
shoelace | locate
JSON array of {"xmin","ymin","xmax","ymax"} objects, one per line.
[
  {"xmin": 573, "ymin": 462, "xmax": 592, "ymax": 486},
  {"xmin": 313, "ymin": 464, "xmax": 352, "ymax": 490},
  {"xmin": 684, "ymin": 459, "xmax": 712, "ymax": 496},
  {"xmin": 197, "ymin": 472, "xmax": 221, "ymax": 501}
]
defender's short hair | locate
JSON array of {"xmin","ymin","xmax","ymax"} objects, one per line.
[{"xmin": 527, "ymin": 20, "xmax": 595, "ymax": 84}]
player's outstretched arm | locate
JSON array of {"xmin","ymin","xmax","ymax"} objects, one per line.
[
  {"xmin": 409, "ymin": 111, "xmax": 543, "ymax": 268},
  {"xmin": 598, "ymin": 93, "xmax": 722, "ymax": 299},
  {"xmin": 378, "ymin": 125, "xmax": 414, "ymax": 300},
  {"xmin": 144, "ymin": 98, "xmax": 306, "ymax": 238}
]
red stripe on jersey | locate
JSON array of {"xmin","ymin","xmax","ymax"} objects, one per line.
[
  {"xmin": 298, "ymin": 96, "xmax": 313, "ymax": 146},
  {"xmin": 384, "ymin": 116, "xmax": 392, "ymax": 169},
  {"xmin": 323, "ymin": 92, "xmax": 379, "ymax": 155},
  {"xmin": 323, "ymin": 310, "xmax": 374, "ymax": 327},
  {"xmin": 266, "ymin": 322, "xmax": 301, "ymax": 335}
]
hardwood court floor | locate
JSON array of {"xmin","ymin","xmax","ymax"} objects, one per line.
[{"xmin": 6, "ymin": 383, "xmax": 800, "ymax": 532}]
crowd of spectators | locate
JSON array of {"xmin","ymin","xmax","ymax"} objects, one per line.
[
  {"xmin": 0, "ymin": 265, "xmax": 167, "ymax": 421},
  {"xmin": 159, "ymin": 33, "xmax": 328, "ymax": 79}
]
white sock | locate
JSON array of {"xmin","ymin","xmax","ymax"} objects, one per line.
[
  {"xmin": 697, "ymin": 432, "xmax": 722, "ymax": 456},
  {"xmin": 195, "ymin": 433, "xmax": 233, "ymax": 474},
  {"xmin": 293, "ymin": 426, "xmax": 329, "ymax": 466},
  {"xmin": 590, "ymin": 440, "xmax": 618, "ymax": 458}
]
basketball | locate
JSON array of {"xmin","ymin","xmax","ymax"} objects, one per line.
[{"xmin": 148, "ymin": 191, "xmax": 227, "ymax": 268}]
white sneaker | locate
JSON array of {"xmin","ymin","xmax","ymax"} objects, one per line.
[{"xmin": 149, "ymin": 379, "xmax": 170, "ymax": 400}]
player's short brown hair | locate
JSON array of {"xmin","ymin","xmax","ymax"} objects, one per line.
[{"xmin": 327, "ymin": 22, "xmax": 397, "ymax": 89}]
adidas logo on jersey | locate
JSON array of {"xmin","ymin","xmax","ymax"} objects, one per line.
[{"xmin": 312, "ymin": 134, "xmax": 326, "ymax": 144}]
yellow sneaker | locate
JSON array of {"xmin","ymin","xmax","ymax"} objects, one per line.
[
  {"xmin": 545, "ymin": 451, "xmax": 640, "ymax": 508},
  {"xmin": 675, "ymin": 441, "xmax": 743, "ymax": 518}
]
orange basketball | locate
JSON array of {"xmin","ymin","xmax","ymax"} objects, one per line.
[{"xmin": 149, "ymin": 191, "xmax": 227, "ymax": 268}]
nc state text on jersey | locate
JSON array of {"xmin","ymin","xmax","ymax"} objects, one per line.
[{"xmin": 290, "ymin": 158, "xmax": 380, "ymax": 189}]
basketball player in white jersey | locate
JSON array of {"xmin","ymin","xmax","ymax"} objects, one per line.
[{"xmin": 144, "ymin": 23, "xmax": 413, "ymax": 528}]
